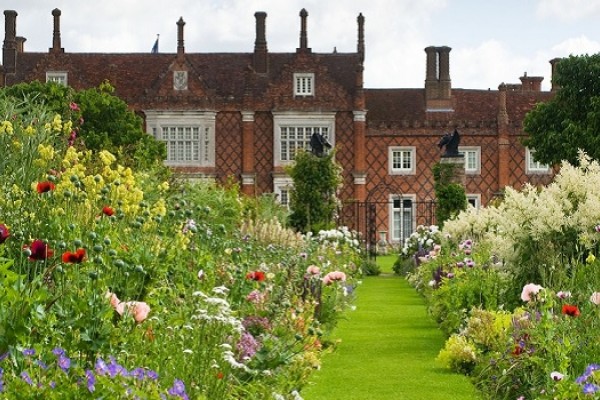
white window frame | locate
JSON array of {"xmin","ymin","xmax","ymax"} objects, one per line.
[
  {"xmin": 46, "ymin": 71, "xmax": 68, "ymax": 86},
  {"xmin": 389, "ymin": 146, "xmax": 416, "ymax": 175},
  {"xmin": 458, "ymin": 146, "xmax": 481, "ymax": 174},
  {"xmin": 273, "ymin": 175, "xmax": 294, "ymax": 208},
  {"xmin": 294, "ymin": 73, "xmax": 315, "ymax": 96},
  {"xmin": 273, "ymin": 112, "xmax": 335, "ymax": 167},
  {"xmin": 389, "ymin": 194, "xmax": 416, "ymax": 243},
  {"xmin": 526, "ymin": 148, "xmax": 550, "ymax": 174},
  {"xmin": 144, "ymin": 110, "xmax": 216, "ymax": 167},
  {"xmin": 466, "ymin": 194, "xmax": 481, "ymax": 209}
]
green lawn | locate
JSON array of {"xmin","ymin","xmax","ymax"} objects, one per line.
[{"xmin": 301, "ymin": 270, "xmax": 480, "ymax": 400}]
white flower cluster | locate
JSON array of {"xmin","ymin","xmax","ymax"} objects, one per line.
[
  {"xmin": 443, "ymin": 151, "xmax": 600, "ymax": 266},
  {"xmin": 401, "ymin": 225, "xmax": 441, "ymax": 256},
  {"xmin": 316, "ymin": 226, "xmax": 361, "ymax": 251}
]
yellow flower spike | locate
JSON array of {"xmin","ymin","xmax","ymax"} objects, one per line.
[
  {"xmin": 24, "ymin": 125, "xmax": 35, "ymax": 135},
  {"xmin": 158, "ymin": 181, "xmax": 170, "ymax": 192},
  {"xmin": 12, "ymin": 140, "xmax": 22, "ymax": 150},
  {"xmin": 63, "ymin": 120, "xmax": 73, "ymax": 134},
  {"xmin": 52, "ymin": 114, "xmax": 63, "ymax": 132},
  {"xmin": 587, "ymin": 253, "xmax": 596, "ymax": 264},
  {"xmin": 99, "ymin": 150, "xmax": 116, "ymax": 166},
  {"xmin": 38, "ymin": 144, "xmax": 55, "ymax": 161},
  {"xmin": 0, "ymin": 120, "xmax": 14, "ymax": 135}
]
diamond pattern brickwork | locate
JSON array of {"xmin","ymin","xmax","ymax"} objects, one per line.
[
  {"xmin": 215, "ymin": 112, "xmax": 242, "ymax": 185},
  {"xmin": 254, "ymin": 112, "xmax": 274, "ymax": 195}
]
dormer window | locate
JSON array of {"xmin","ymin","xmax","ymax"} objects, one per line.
[
  {"xmin": 46, "ymin": 72, "xmax": 68, "ymax": 86},
  {"xmin": 294, "ymin": 73, "xmax": 314, "ymax": 96}
]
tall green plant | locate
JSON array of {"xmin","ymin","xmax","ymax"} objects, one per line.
[{"xmin": 287, "ymin": 150, "xmax": 342, "ymax": 234}]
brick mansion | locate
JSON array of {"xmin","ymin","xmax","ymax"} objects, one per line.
[{"xmin": 1, "ymin": 8, "xmax": 557, "ymax": 244}]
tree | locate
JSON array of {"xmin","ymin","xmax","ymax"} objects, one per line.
[
  {"xmin": 287, "ymin": 150, "xmax": 343, "ymax": 234},
  {"xmin": 1, "ymin": 80, "xmax": 166, "ymax": 170},
  {"xmin": 523, "ymin": 53, "xmax": 600, "ymax": 166}
]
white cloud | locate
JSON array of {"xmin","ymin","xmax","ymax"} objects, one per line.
[{"xmin": 536, "ymin": 0, "xmax": 600, "ymax": 21}]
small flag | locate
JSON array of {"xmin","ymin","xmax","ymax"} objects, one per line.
[{"xmin": 151, "ymin": 34, "xmax": 159, "ymax": 54}]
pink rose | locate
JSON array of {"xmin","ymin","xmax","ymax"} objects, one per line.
[
  {"xmin": 521, "ymin": 283, "xmax": 543, "ymax": 302},
  {"xmin": 590, "ymin": 292, "xmax": 600, "ymax": 305}
]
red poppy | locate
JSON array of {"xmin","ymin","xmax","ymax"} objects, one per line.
[
  {"xmin": 562, "ymin": 304, "xmax": 580, "ymax": 317},
  {"xmin": 512, "ymin": 345, "xmax": 524, "ymax": 356},
  {"xmin": 62, "ymin": 248, "xmax": 86, "ymax": 263},
  {"xmin": 25, "ymin": 239, "xmax": 54, "ymax": 261},
  {"xmin": 102, "ymin": 206, "xmax": 115, "ymax": 216},
  {"xmin": 216, "ymin": 371, "xmax": 224, "ymax": 380},
  {"xmin": 0, "ymin": 224, "xmax": 9, "ymax": 244},
  {"xmin": 246, "ymin": 271, "xmax": 266, "ymax": 282},
  {"xmin": 37, "ymin": 181, "xmax": 56, "ymax": 193}
]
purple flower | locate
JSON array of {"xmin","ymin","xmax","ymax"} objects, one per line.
[
  {"xmin": 0, "ymin": 353, "xmax": 7, "ymax": 362},
  {"xmin": 236, "ymin": 332, "xmax": 260, "ymax": 361},
  {"xmin": 36, "ymin": 360, "xmax": 48, "ymax": 370},
  {"xmin": 168, "ymin": 379, "xmax": 189, "ymax": 399},
  {"xmin": 85, "ymin": 369, "xmax": 95, "ymax": 393},
  {"xmin": 20, "ymin": 371, "xmax": 33, "ymax": 386},
  {"xmin": 22, "ymin": 348, "xmax": 35, "ymax": 357},
  {"xmin": 131, "ymin": 367, "xmax": 145, "ymax": 380},
  {"xmin": 146, "ymin": 369, "xmax": 159, "ymax": 380},
  {"xmin": 583, "ymin": 383, "xmax": 600, "ymax": 394},
  {"xmin": 52, "ymin": 347, "xmax": 65, "ymax": 356},
  {"xmin": 95, "ymin": 358, "xmax": 108, "ymax": 375},
  {"xmin": 58, "ymin": 355, "xmax": 71, "ymax": 372}
]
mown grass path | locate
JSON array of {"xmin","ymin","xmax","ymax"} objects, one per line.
[{"xmin": 301, "ymin": 257, "xmax": 481, "ymax": 400}]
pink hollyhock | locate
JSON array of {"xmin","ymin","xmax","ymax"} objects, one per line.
[
  {"xmin": 521, "ymin": 283, "xmax": 543, "ymax": 302},
  {"xmin": 590, "ymin": 292, "xmax": 600, "ymax": 305}
]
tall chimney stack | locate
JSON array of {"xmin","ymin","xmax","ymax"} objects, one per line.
[
  {"xmin": 3, "ymin": 10, "xmax": 17, "ymax": 74},
  {"xmin": 297, "ymin": 9, "xmax": 310, "ymax": 53},
  {"xmin": 51, "ymin": 8, "xmax": 63, "ymax": 54},
  {"xmin": 177, "ymin": 17, "xmax": 185, "ymax": 61},
  {"xmin": 357, "ymin": 13, "xmax": 365, "ymax": 64},
  {"xmin": 253, "ymin": 12, "xmax": 268, "ymax": 73}
]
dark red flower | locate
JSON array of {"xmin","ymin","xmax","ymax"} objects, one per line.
[
  {"xmin": 562, "ymin": 304, "xmax": 580, "ymax": 317},
  {"xmin": 37, "ymin": 181, "xmax": 56, "ymax": 193},
  {"xmin": 25, "ymin": 239, "xmax": 54, "ymax": 261},
  {"xmin": 62, "ymin": 248, "xmax": 86, "ymax": 263},
  {"xmin": 246, "ymin": 271, "xmax": 266, "ymax": 282},
  {"xmin": 102, "ymin": 206, "xmax": 115, "ymax": 217},
  {"xmin": 0, "ymin": 224, "xmax": 9, "ymax": 244}
]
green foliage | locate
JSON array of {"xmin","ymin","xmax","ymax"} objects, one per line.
[
  {"xmin": 1, "ymin": 80, "xmax": 166, "ymax": 171},
  {"xmin": 433, "ymin": 162, "xmax": 467, "ymax": 227},
  {"xmin": 523, "ymin": 53, "xmax": 600, "ymax": 166},
  {"xmin": 287, "ymin": 150, "xmax": 343, "ymax": 234},
  {"xmin": 0, "ymin": 95, "xmax": 361, "ymax": 399},
  {"xmin": 359, "ymin": 257, "xmax": 381, "ymax": 276}
]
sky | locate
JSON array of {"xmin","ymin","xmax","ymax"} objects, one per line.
[{"xmin": 3, "ymin": 0, "xmax": 600, "ymax": 91}]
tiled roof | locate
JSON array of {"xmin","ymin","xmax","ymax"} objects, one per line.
[{"xmin": 365, "ymin": 88, "xmax": 554, "ymax": 124}]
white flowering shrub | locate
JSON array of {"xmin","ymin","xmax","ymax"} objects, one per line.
[
  {"xmin": 443, "ymin": 151, "xmax": 600, "ymax": 287},
  {"xmin": 316, "ymin": 226, "xmax": 361, "ymax": 252}
]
